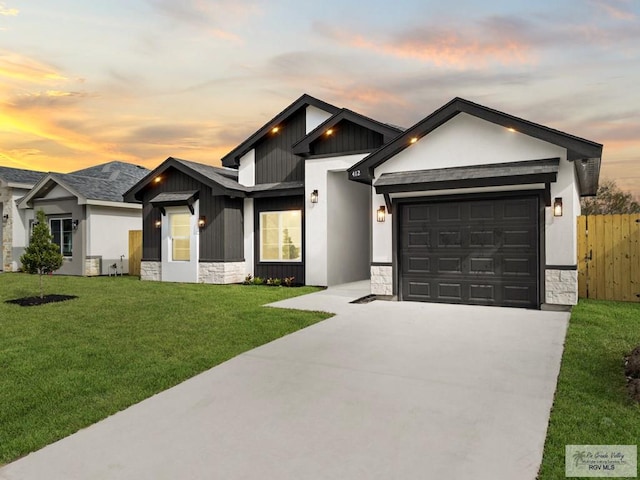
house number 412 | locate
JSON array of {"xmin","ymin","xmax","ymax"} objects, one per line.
[{"xmin": 351, "ymin": 170, "xmax": 361, "ymax": 177}]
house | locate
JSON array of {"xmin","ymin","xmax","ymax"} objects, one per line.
[
  {"xmin": 0, "ymin": 166, "xmax": 47, "ymax": 271},
  {"xmin": 17, "ymin": 161, "xmax": 150, "ymax": 276},
  {"xmin": 126, "ymin": 94, "xmax": 602, "ymax": 309}
]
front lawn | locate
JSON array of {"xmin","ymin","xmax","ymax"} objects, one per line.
[
  {"xmin": 0, "ymin": 274, "xmax": 330, "ymax": 465},
  {"xmin": 538, "ymin": 299, "xmax": 640, "ymax": 479}
]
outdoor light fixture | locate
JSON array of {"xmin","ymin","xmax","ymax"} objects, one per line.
[
  {"xmin": 377, "ymin": 206, "xmax": 386, "ymax": 222},
  {"xmin": 410, "ymin": 137, "xmax": 418, "ymax": 144},
  {"xmin": 310, "ymin": 189, "xmax": 319, "ymax": 204},
  {"xmin": 2, "ymin": 214, "xmax": 8, "ymax": 221},
  {"xmin": 271, "ymin": 126, "xmax": 280, "ymax": 134},
  {"xmin": 198, "ymin": 216, "xmax": 206, "ymax": 229},
  {"xmin": 154, "ymin": 176, "xmax": 162, "ymax": 184},
  {"xmin": 553, "ymin": 197, "xmax": 563, "ymax": 217},
  {"xmin": 154, "ymin": 219, "xmax": 162, "ymax": 229},
  {"xmin": 326, "ymin": 128, "xmax": 334, "ymax": 136},
  {"xmin": 72, "ymin": 220, "xmax": 79, "ymax": 230}
]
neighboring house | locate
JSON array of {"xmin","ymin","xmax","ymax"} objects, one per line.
[
  {"xmin": 126, "ymin": 94, "xmax": 602, "ymax": 309},
  {"xmin": 0, "ymin": 166, "xmax": 47, "ymax": 271},
  {"xmin": 18, "ymin": 161, "xmax": 150, "ymax": 276}
]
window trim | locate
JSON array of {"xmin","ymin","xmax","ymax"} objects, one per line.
[
  {"xmin": 259, "ymin": 210, "xmax": 302, "ymax": 263},
  {"xmin": 49, "ymin": 217, "xmax": 73, "ymax": 257}
]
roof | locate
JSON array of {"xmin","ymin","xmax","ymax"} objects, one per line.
[
  {"xmin": 291, "ymin": 108, "xmax": 404, "ymax": 157},
  {"xmin": 124, "ymin": 157, "xmax": 245, "ymax": 202},
  {"xmin": 18, "ymin": 161, "xmax": 150, "ymax": 207},
  {"xmin": 0, "ymin": 166, "xmax": 47, "ymax": 188},
  {"xmin": 221, "ymin": 94, "xmax": 341, "ymax": 167},
  {"xmin": 348, "ymin": 97, "xmax": 603, "ymax": 196},
  {"xmin": 374, "ymin": 158, "xmax": 560, "ymax": 194}
]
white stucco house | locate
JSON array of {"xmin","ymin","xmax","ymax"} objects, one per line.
[
  {"xmin": 125, "ymin": 94, "xmax": 602, "ymax": 309},
  {"xmin": 17, "ymin": 161, "xmax": 149, "ymax": 276}
]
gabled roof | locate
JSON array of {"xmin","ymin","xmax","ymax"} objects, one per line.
[
  {"xmin": 18, "ymin": 161, "xmax": 149, "ymax": 208},
  {"xmin": 124, "ymin": 157, "xmax": 245, "ymax": 202},
  {"xmin": 291, "ymin": 108, "xmax": 404, "ymax": 157},
  {"xmin": 220, "ymin": 94, "xmax": 341, "ymax": 167},
  {"xmin": 0, "ymin": 166, "xmax": 47, "ymax": 189},
  {"xmin": 347, "ymin": 97, "xmax": 603, "ymax": 195}
]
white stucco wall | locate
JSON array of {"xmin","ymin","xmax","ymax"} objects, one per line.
[
  {"xmin": 305, "ymin": 154, "xmax": 369, "ymax": 286},
  {"xmin": 306, "ymin": 105, "xmax": 334, "ymax": 134},
  {"xmin": 375, "ymin": 113, "xmax": 567, "ymax": 176},
  {"xmin": 238, "ymin": 149, "xmax": 255, "ymax": 187},
  {"xmin": 545, "ymin": 159, "xmax": 579, "ymax": 266},
  {"xmin": 86, "ymin": 205, "xmax": 143, "ymax": 274},
  {"xmin": 243, "ymin": 198, "xmax": 254, "ymax": 277}
]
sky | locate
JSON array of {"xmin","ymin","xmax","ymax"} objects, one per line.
[{"xmin": 0, "ymin": 0, "xmax": 639, "ymax": 197}]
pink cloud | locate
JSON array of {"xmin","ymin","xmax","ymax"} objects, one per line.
[{"xmin": 590, "ymin": 0, "xmax": 636, "ymax": 20}]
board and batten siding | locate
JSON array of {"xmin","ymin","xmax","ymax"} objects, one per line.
[
  {"xmin": 255, "ymin": 109, "xmax": 306, "ymax": 184},
  {"xmin": 254, "ymin": 195, "xmax": 304, "ymax": 284},
  {"xmin": 141, "ymin": 167, "xmax": 243, "ymax": 263},
  {"xmin": 310, "ymin": 120, "xmax": 385, "ymax": 157}
]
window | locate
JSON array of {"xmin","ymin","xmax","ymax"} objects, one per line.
[
  {"xmin": 170, "ymin": 213, "xmax": 191, "ymax": 261},
  {"xmin": 50, "ymin": 218, "xmax": 73, "ymax": 257},
  {"xmin": 260, "ymin": 210, "xmax": 302, "ymax": 262}
]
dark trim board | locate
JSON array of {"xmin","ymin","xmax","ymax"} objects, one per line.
[{"xmin": 546, "ymin": 265, "xmax": 578, "ymax": 270}]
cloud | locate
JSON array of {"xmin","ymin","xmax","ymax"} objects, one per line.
[
  {"xmin": 148, "ymin": 0, "xmax": 261, "ymax": 42},
  {"xmin": 314, "ymin": 16, "xmax": 536, "ymax": 68},
  {"xmin": 590, "ymin": 0, "xmax": 636, "ymax": 20},
  {"xmin": 0, "ymin": 2, "xmax": 18, "ymax": 16},
  {"xmin": 0, "ymin": 51, "xmax": 66, "ymax": 84},
  {"xmin": 8, "ymin": 90, "xmax": 92, "ymax": 109}
]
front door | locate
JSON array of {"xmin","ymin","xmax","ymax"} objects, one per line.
[{"xmin": 161, "ymin": 205, "xmax": 199, "ymax": 283}]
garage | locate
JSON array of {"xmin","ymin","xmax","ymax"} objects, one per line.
[{"xmin": 399, "ymin": 195, "xmax": 540, "ymax": 308}]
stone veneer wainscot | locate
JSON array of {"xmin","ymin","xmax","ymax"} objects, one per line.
[
  {"xmin": 545, "ymin": 269, "xmax": 578, "ymax": 305},
  {"xmin": 198, "ymin": 261, "xmax": 245, "ymax": 284},
  {"xmin": 371, "ymin": 264, "xmax": 393, "ymax": 296}
]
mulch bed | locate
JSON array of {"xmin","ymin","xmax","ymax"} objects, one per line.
[
  {"xmin": 625, "ymin": 345, "xmax": 640, "ymax": 403},
  {"xmin": 5, "ymin": 295, "xmax": 78, "ymax": 307}
]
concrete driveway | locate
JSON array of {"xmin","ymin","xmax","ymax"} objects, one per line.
[{"xmin": 0, "ymin": 282, "xmax": 569, "ymax": 480}]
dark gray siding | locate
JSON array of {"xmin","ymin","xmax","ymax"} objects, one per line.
[
  {"xmin": 140, "ymin": 166, "xmax": 243, "ymax": 262},
  {"xmin": 255, "ymin": 109, "xmax": 306, "ymax": 184},
  {"xmin": 254, "ymin": 195, "xmax": 304, "ymax": 284},
  {"xmin": 223, "ymin": 198, "xmax": 244, "ymax": 261},
  {"xmin": 310, "ymin": 120, "xmax": 384, "ymax": 157}
]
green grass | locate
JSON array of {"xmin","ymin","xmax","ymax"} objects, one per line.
[
  {"xmin": 0, "ymin": 273, "xmax": 330, "ymax": 465},
  {"xmin": 538, "ymin": 299, "xmax": 640, "ymax": 479}
]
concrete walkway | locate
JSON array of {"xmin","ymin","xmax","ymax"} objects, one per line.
[{"xmin": 0, "ymin": 282, "xmax": 569, "ymax": 480}]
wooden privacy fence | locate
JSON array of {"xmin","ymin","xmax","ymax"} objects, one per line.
[
  {"xmin": 128, "ymin": 230, "xmax": 142, "ymax": 277},
  {"xmin": 577, "ymin": 214, "xmax": 640, "ymax": 301}
]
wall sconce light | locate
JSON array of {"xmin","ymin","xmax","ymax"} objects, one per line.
[
  {"xmin": 553, "ymin": 197, "xmax": 563, "ymax": 217},
  {"xmin": 72, "ymin": 220, "xmax": 79, "ymax": 230},
  {"xmin": 377, "ymin": 206, "xmax": 386, "ymax": 222},
  {"xmin": 154, "ymin": 219, "xmax": 162, "ymax": 229},
  {"xmin": 310, "ymin": 189, "xmax": 319, "ymax": 204},
  {"xmin": 2, "ymin": 214, "xmax": 8, "ymax": 221},
  {"xmin": 198, "ymin": 216, "xmax": 206, "ymax": 229}
]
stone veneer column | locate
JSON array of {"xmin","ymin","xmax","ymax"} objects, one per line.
[
  {"xmin": 545, "ymin": 269, "xmax": 578, "ymax": 305},
  {"xmin": 140, "ymin": 261, "xmax": 161, "ymax": 281},
  {"xmin": 1, "ymin": 187, "xmax": 13, "ymax": 271},
  {"xmin": 198, "ymin": 262, "xmax": 246, "ymax": 284},
  {"xmin": 371, "ymin": 264, "xmax": 393, "ymax": 296}
]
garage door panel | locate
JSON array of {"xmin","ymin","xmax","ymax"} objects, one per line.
[
  {"xmin": 400, "ymin": 196, "xmax": 539, "ymax": 308},
  {"xmin": 407, "ymin": 231, "xmax": 431, "ymax": 248}
]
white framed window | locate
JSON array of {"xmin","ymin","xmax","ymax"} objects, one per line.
[
  {"xmin": 170, "ymin": 212, "xmax": 191, "ymax": 261},
  {"xmin": 260, "ymin": 210, "xmax": 302, "ymax": 262},
  {"xmin": 50, "ymin": 218, "xmax": 73, "ymax": 257}
]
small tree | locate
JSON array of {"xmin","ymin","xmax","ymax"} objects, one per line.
[
  {"xmin": 20, "ymin": 210, "xmax": 64, "ymax": 298},
  {"xmin": 581, "ymin": 178, "xmax": 640, "ymax": 215}
]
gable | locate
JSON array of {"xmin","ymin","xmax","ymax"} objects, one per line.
[
  {"xmin": 375, "ymin": 113, "xmax": 566, "ymax": 177},
  {"xmin": 348, "ymin": 97, "xmax": 602, "ymax": 195}
]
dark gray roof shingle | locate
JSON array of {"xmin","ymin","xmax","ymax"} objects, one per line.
[{"xmin": 0, "ymin": 166, "xmax": 47, "ymax": 186}]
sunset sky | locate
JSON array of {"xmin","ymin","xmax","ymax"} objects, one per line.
[{"xmin": 1, "ymin": 0, "xmax": 639, "ymax": 196}]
